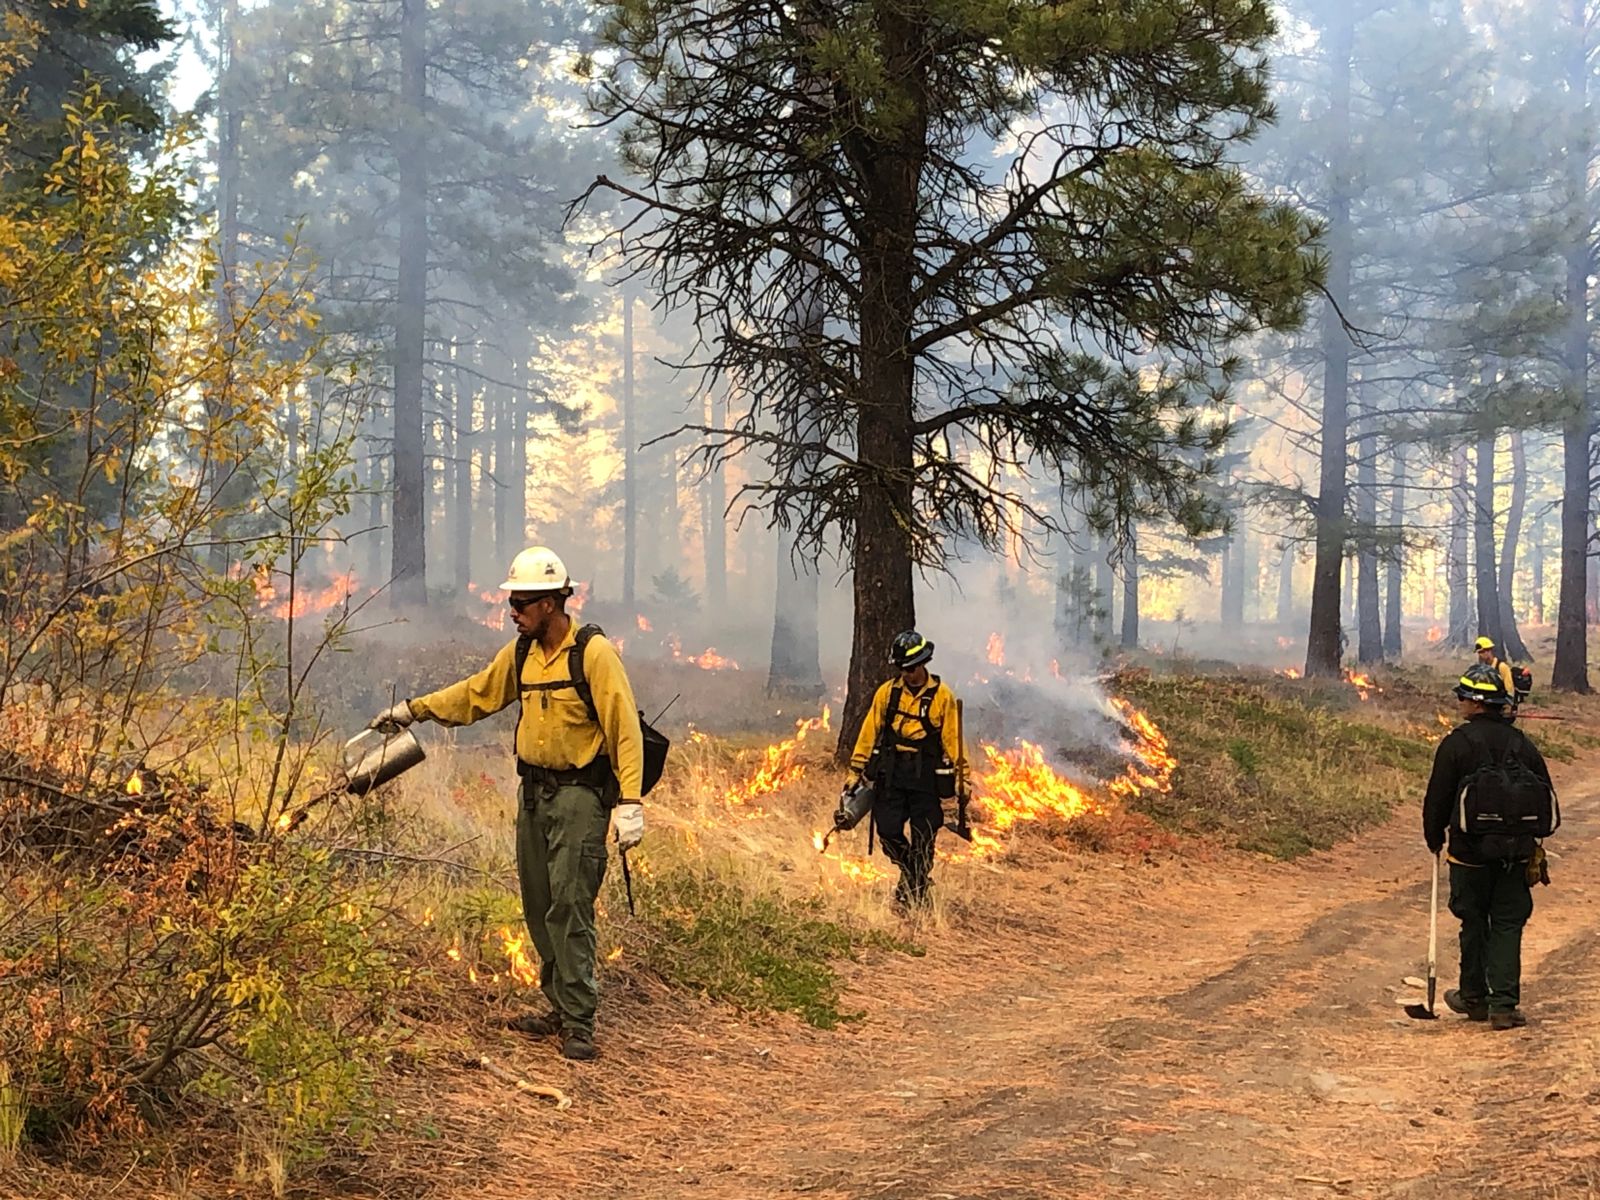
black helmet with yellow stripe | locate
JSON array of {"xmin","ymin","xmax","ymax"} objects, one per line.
[
  {"xmin": 890, "ymin": 630, "xmax": 935, "ymax": 670},
  {"xmin": 1455, "ymin": 663, "xmax": 1510, "ymax": 706}
]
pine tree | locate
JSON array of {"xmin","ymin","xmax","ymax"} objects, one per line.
[{"xmin": 587, "ymin": 0, "xmax": 1320, "ymax": 747}]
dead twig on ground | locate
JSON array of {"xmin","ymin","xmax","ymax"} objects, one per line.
[{"xmin": 458, "ymin": 1052, "xmax": 572, "ymax": 1111}]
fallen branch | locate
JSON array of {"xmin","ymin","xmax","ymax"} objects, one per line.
[{"xmin": 459, "ymin": 1052, "xmax": 572, "ymax": 1110}]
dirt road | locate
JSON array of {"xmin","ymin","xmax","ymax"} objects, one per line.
[{"xmin": 429, "ymin": 754, "xmax": 1599, "ymax": 1200}]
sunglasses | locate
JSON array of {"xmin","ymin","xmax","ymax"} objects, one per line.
[{"xmin": 507, "ymin": 594, "xmax": 547, "ymax": 612}]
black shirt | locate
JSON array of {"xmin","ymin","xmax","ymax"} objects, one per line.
[{"xmin": 1422, "ymin": 712, "xmax": 1552, "ymax": 863}]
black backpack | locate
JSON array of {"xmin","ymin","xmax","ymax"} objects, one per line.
[
  {"xmin": 1511, "ymin": 666, "xmax": 1533, "ymax": 705},
  {"xmin": 1452, "ymin": 748, "xmax": 1559, "ymax": 843},
  {"xmin": 515, "ymin": 624, "xmax": 670, "ymax": 796}
]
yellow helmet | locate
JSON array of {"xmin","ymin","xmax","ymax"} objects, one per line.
[
  {"xmin": 499, "ymin": 546, "xmax": 575, "ymax": 595},
  {"xmin": 1474, "ymin": 636, "xmax": 1495, "ymax": 651},
  {"xmin": 1455, "ymin": 664, "xmax": 1509, "ymax": 705}
]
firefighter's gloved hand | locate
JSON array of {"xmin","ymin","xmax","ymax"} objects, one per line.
[
  {"xmin": 369, "ymin": 700, "xmax": 415, "ymax": 731},
  {"xmin": 612, "ymin": 803, "xmax": 644, "ymax": 850},
  {"xmin": 1426, "ymin": 837, "xmax": 1444, "ymax": 856}
]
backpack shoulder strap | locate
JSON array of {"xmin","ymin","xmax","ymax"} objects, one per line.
[
  {"xmin": 569, "ymin": 623, "xmax": 604, "ymax": 724},
  {"xmin": 515, "ymin": 634, "xmax": 533, "ymax": 684},
  {"xmin": 513, "ymin": 634, "xmax": 534, "ymax": 760},
  {"xmin": 878, "ymin": 683, "xmax": 904, "ymax": 749}
]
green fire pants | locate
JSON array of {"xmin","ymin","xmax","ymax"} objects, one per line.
[
  {"xmin": 1449, "ymin": 859, "xmax": 1534, "ymax": 1014},
  {"xmin": 515, "ymin": 778, "xmax": 610, "ymax": 1035}
]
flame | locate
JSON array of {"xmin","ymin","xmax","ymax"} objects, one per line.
[
  {"xmin": 499, "ymin": 927, "xmax": 539, "ymax": 987},
  {"xmin": 1427, "ymin": 625, "xmax": 1444, "ymax": 643},
  {"xmin": 724, "ymin": 707, "xmax": 832, "ymax": 809},
  {"xmin": 1276, "ymin": 636, "xmax": 1294, "ymax": 649},
  {"xmin": 1342, "ymin": 668, "xmax": 1380, "ymax": 701},
  {"xmin": 258, "ymin": 569, "xmax": 360, "ymax": 621},
  {"xmin": 811, "ymin": 830, "xmax": 827, "ymax": 852},
  {"xmin": 125, "ymin": 772, "xmax": 143, "ymax": 796},
  {"xmin": 939, "ymin": 698, "xmax": 1175, "ymax": 862},
  {"xmin": 1277, "ymin": 667, "xmax": 1302, "ymax": 679},
  {"xmin": 421, "ymin": 907, "xmax": 435, "ymax": 927},
  {"xmin": 686, "ymin": 646, "xmax": 740, "ymax": 671},
  {"xmin": 605, "ymin": 946, "xmax": 623, "ymax": 963},
  {"xmin": 972, "ymin": 740, "xmax": 1103, "ymax": 832},
  {"xmin": 987, "ymin": 631, "xmax": 1005, "ymax": 667},
  {"xmin": 446, "ymin": 942, "xmax": 462, "ymax": 962},
  {"xmin": 465, "ymin": 582, "xmax": 505, "ymax": 631},
  {"xmin": 1106, "ymin": 697, "xmax": 1178, "ymax": 801},
  {"xmin": 637, "ymin": 614, "xmax": 652, "ymax": 632}
]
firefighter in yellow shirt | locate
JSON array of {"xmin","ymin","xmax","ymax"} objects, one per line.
[
  {"xmin": 848, "ymin": 630, "xmax": 963, "ymax": 912},
  {"xmin": 368, "ymin": 547, "xmax": 643, "ymax": 1061},
  {"xmin": 1475, "ymin": 636, "xmax": 1518, "ymax": 719}
]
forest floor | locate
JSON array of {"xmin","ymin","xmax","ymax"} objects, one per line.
[
  {"xmin": 386, "ymin": 746, "xmax": 1599, "ymax": 1200},
  {"xmin": 9, "ymin": 684, "xmax": 1598, "ymax": 1200}
]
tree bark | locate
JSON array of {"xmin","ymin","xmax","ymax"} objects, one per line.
[
  {"xmin": 1473, "ymin": 431, "xmax": 1502, "ymax": 648},
  {"xmin": 1497, "ymin": 430, "xmax": 1531, "ymax": 660},
  {"xmin": 1305, "ymin": 10, "xmax": 1354, "ymax": 678},
  {"xmin": 389, "ymin": 0, "xmax": 428, "ymax": 605},
  {"xmin": 452, "ymin": 339, "xmax": 473, "ymax": 594},
  {"xmin": 1121, "ymin": 533, "xmax": 1139, "ymax": 649},
  {"xmin": 365, "ymin": 448, "xmax": 384, "ymax": 586},
  {"xmin": 622, "ymin": 289, "xmax": 637, "ymax": 610},
  {"xmin": 704, "ymin": 389, "xmax": 728, "ymax": 610},
  {"xmin": 1383, "ymin": 447, "xmax": 1404, "ymax": 660},
  {"xmin": 1356, "ymin": 419, "xmax": 1382, "ymax": 663},
  {"xmin": 509, "ymin": 354, "xmax": 528, "ymax": 555},
  {"xmin": 1530, "ymin": 516, "xmax": 1545, "ymax": 627},
  {"xmin": 837, "ymin": 77, "xmax": 923, "ymax": 761},
  {"xmin": 1448, "ymin": 447, "xmax": 1472, "ymax": 648},
  {"xmin": 1095, "ymin": 537, "xmax": 1115, "ymax": 642},
  {"xmin": 492, "ymin": 377, "xmax": 511, "ymax": 569},
  {"xmin": 1221, "ymin": 530, "xmax": 1245, "ymax": 628},
  {"xmin": 1553, "ymin": 0, "xmax": 1592, "ymax": 692},
  {"xmin": 1277, "ymin": 543, "xmax": 1295, "ymax": 624}
]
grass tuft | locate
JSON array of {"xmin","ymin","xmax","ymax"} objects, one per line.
[
  {"xmin": 1121, "ymin": 673, "xmax": 1436, "ymax": 859},
  {"xmin": 626, "ymin": 857, "xmax": 922, "ymax": 1029}
]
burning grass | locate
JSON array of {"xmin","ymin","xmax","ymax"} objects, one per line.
[{"xmin": 1115, "ymin": 670, "xmax": 1436, "ymax": 858}]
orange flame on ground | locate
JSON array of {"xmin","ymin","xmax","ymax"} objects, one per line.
[
  {"xmin": 1276, "ymin": 636, "xmax": 1294, "ymax": 649},
  {"xmin": 972, "ymin": 740, "xmax": 1103, "ymax": 833},
  {"xmin": 687, "ymin": 647, "xmax": 741, "ymax": 671},
  {"xmin": 987, "ymin": 631, "xmax": 1005, "ymax": 667},
  {"xmin": 1106, "ymin": 697, "xmax": 1178, "ymax": 801},
  {"xmin": 498, "ymin": 927, "xmax": 539, "ymax": 987},
  {"xmin": 637, "ymin": 614, "xmax": 652, "ymax": 632},
  {"xmin": 1277, "ymin": 667, "xmax": 1302, "ymax": 679},
  {"xmin": 1343, "ymin": 668, "xmax": 1380, "ymax": 701},
  {"xmin": 1427, "ymin": 625, "xmax": 1444, "ymax": 643},
  {"xmin": 724, "ymin": 707, "xmax": 832, "ymax": 809},
  {"xmin": 257, "ymin": 569, "xmax": 360, "ymax": 621},
  {"xmin": 940, "ymin": 698, "xmax": 1176, "ymax": 862},
  {"xmin": 125, "ymin": 772, "xmax": 143, "ymax": 796},
  {"xmin": 465, "ymin": 582, "xmax": 505, "ymax": 631}
]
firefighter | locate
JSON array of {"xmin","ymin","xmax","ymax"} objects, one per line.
[
  {"xmin": 1474, "ymin": 636, "xmax": 1518, "ymax": 716},
  {"xmin": 847, "ymin": 631, "xmax": 962, "ymax": 912},
  {"xmin": 368, "ymin": 547, "xmax": 644, "ymax": 1061},
  {"xmin": 1423, "ymin": 664, "xmax": 1553, "ymax": 1030}
]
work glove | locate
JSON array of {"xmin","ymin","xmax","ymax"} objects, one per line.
[
  {"xmin": 1426, "ymin": 838, "xmax": 1444, "ymax": 856},
  {"xmin": 612, "ymin": 802, "xmax": 645, "ymax": 850},
  {"xmin": 369, "ymin": 700, "xmax": 415, "ymax": 731}
]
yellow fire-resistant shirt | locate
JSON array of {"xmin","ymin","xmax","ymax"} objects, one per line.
[
  {"xmin": 1493, "ymin": 658, "xmax": 1516, "ymax": 700},
  {"xmin": 849, "ymin": 676, "xmax": 962, "ymax": 774},
  {"xmin": 409, "ymin": 623, "xmax": 645, "ymax": 801}
]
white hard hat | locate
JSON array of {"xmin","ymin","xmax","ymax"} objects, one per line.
[{"xmin": 500, "ymin": 546, "xmax": 576, "ymax": 594}]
